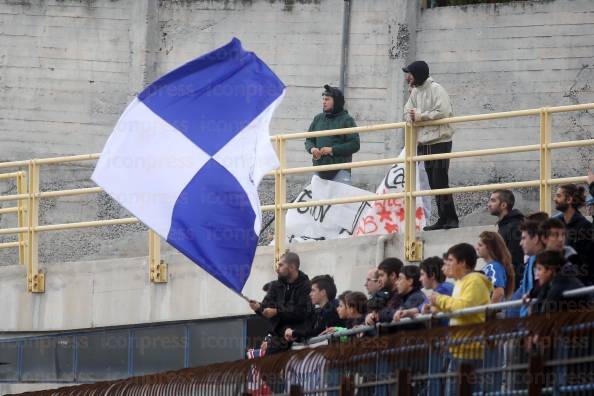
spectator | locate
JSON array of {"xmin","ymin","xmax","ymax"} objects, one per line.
[
  {"xmin": 403, "ymin": 60, "xmax": 458, "ymax": 230},
  {"xmin": 248, "ymin": 251, "xmax": 312, "ymax": 354},
  {"xmin": 364, "ymin": 268, "xmax": 381, "ymax": 297},
  {"xmin": 553, "ymin": 184, "xmax": 594, "ymax": 284},
  {"xmin": 322, "ymin": 291, "xmax": 368, "ymax": 336},
  {"xmin": 304, "ymin": 85, "xmax": 360, "ymax": 184},
  {"xmin": 395, "ymin": 256, "xmax": 453, "ymax": 321},
  {"xmin": 284, "ymin": 275, "xmax": 343, "ymax": 342},
  {"xmin": 529, "ymin": 250, "xmax": 589, "ymax": 315},
  {"xmin": 365, "ymin": 257, "xmax": 404, "ymax": 325},
  {"xmin": 392, "ymin": 265, "xmax": 428, "ymax": 322},
  {"xmin": 540, "ymin": 218, "xmax": 581, "ymax": 273},
  {"xmin": 510, "ymin": 216, "xmax": 548, "ymax": 318},
  {"xmin": 487, "ymin": 189, "xmax": 524, "ymax": 288},
  {"xmin": 476, "ymin": 231, "xmax": 515, "ymax": 303},
  {"xmin": 430, "ymin": 243, "xmax": 493, "ymax": 327},
  {"xmin": 429, "ymin": 243, "xmax": 492, "ymax": 396}
]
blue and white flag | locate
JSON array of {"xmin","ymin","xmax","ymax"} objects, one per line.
[{"xmin": 92, "ymin": 38, "xmax": 284, "ymax": 293}]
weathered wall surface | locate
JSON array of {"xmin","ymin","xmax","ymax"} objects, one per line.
[
  {"xmin": 0, "ymin": 226, "xmax": 492, "ymax": 332},
  {"xmin": 418, "ymin": 0, "xmax": 594, "ymax": 186},
  {"xmin": 0, "ymin": 0, "xmax": 592, "ymax": 266}
]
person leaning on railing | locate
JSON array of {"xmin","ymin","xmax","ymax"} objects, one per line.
[
  {"xmin": 428, "ymin": 243, "xmax": 493, "ymax": 396},
  {"xmin": 403, "ymin": 60, "xmax": 459, "ymax": 231},
  {"xmin": 304, "ymin": 84, "xmax": 360, "ymax": 185},
  {"xmin": 528, "ymin": 250, "xmax": 591, "ymax": 315}
]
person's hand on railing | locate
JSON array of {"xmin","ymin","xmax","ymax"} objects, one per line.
[
  {"xmin": 365, "ymin": 312, "xmax": 378, "ymax": 326},
  {"xmin": 319, "ymin": 327, "xmax": 337, "ymax": 335},
  {"xmin": 311, "ymin": 147, "xmax": 322, "ymax": 160},
  {"xmin": 393, "ymin": 307, "xmax": 421, "ymax": 322},
  {"xmin": 284, "ymin": 328, "xmax": 295, "ymax": 342},
  {"xmin": 319, "ymin": 147, "xmax": 333, "ymax": 156},
  {"xmin": 587, "ymin": 169, "xmax": 594, "ymax": 185}
]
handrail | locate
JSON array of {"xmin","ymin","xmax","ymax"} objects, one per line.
[
  {"xmin": 302, "ymin": 284, "xmax": 594, "ymax": 346},
  {"xmin": 0, "ymin": 102, "xmax": 593, "ymax": 291}
]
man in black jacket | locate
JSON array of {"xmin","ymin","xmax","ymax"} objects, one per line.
[
  {"xmin": 284, "ymin": 275, "xmax": 343, "ymax": 342},
  {"xmin": 248, "ymin": 251, "xmax": 313, "ymax": 354},
  {"xmin": 553, "ymin": 184, "xmax": 594, "ymax": 285},
  {"xmin": 488, "ymin": 189, "xmax": 524, "ymax": 289}
]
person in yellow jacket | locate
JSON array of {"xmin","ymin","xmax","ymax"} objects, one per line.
[{"xmin": 429, "ymin": 243, "xmax": 493, "ymax": 395}]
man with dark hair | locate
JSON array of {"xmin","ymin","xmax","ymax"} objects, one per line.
[
  {"xmin": 284, "ymin": 275, "xmax": 342, "ymax": 341},
  {"xmin": 540, "ymin": 218, "xmax": 582, "ymax": 276},
  {"xmin": 430, "ymin": 243, "xmax": 492, "ymax": 395},
  {"xmin": 403, "ymin": 60, "xmax": 458, "ymax": 230},
  {"xmin": 507, "ymin": 218, "xmax": 549, "ymax": 317},
  {"xmin": 529, "ymin": 250, "xmax": 588, "ymax": 314},
  {"xmin": 248, "ymin": 251, "xmax": 312, "ymax": 354},
  {"xmin": 365, "ymin": 257, "xmax": 403, "ymax": 325},
  {"xmin": 553, "ymin": 184, "xmax": 593, "ymax": 284},
  {"xmin": 304, "ymin": 84, "xmax": 360, "ymax": 184},
  {"xmin": 392, "ymin": 266, "xmax": 427, "ymax": 322},
  {"xmin": 430, "ymin": 243, "xmax": 492, "ymax": 326},
  {"xmin": 488, "ymin": 189, "xmax": 524, "ymax": 288}
]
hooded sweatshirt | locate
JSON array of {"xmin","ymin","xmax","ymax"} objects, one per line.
[
  {"xmin": 497, "ymin": 209, "xmax": 525, "ymax": 288},
  {"xmin": 434, "ymin": 272, "xmax": 493, "ymax": 359},
  {"xmin": 404, "ymin": 77, "xmax": 455, "ymax": 145}
]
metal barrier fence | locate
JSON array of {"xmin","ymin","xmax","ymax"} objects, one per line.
[
  {"xmin": 1, "ymin": 103, "xmax": 593, "ymax": 291},
  {"xmin": 12, "ymin": 291, "xmax": 594, "ymax": 396}
]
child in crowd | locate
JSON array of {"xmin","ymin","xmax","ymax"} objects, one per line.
[
  {"xmin": 322, "ymin": 291, "xmax": 368, "ymax": 335},
  {"xmin": 393, "ymin": 259, "xmax": 448, "ymax": 321},
  {"xmin": 477, "ymin": 231, "xmax": 515, "ymax": 303},
  {"xmin": 529, "ymin": 250, "xmax": 589, "ymax": 314}
]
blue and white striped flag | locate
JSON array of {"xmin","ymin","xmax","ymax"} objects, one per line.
[{"xmin": 92, "ymin": 38, "xmax": 284, "ymax": 293}]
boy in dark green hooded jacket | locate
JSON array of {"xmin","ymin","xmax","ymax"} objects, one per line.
[{"xmin": 304, "ymin": 85, "xmax": 360, "ymax": 184}]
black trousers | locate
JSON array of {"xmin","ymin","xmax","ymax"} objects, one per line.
[{"xmin": 417, "ymin": 141, "xmax": 459, "ymax": 225}]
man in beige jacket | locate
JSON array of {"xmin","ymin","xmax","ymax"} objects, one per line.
[{"xmin": 403, "ymin": 60, "xmax": 459, "ymax": 231}]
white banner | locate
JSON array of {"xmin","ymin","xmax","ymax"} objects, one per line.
[{"xmin": 284, "ymin": 149, "xmax": 430, "ymax": 243}]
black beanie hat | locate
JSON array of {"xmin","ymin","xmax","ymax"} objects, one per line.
[
  {"xmin": 322, "ymin": 84, "xmax": 345, "ymax": 114},
  {"xmin": 402, "ymin": 61, "xmax": 430, "ymax": 86}
]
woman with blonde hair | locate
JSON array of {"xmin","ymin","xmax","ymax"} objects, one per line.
[{"xmin": 477, "ymin": 231, "xmax": 515, "ymax": 303}]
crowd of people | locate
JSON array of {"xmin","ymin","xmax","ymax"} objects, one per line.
[{"xmin": 248, "ymin": 185, "xmax": 594, "ymax": 357}]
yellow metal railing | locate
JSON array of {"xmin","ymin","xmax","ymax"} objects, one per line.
[{"xmin": 0, "ymin": 103, "xmax": 593, "ymax": 292}]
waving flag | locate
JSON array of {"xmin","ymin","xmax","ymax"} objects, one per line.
[{"xmin": 92, "ymin": 38, "xmax": 284, "ymax": 293}]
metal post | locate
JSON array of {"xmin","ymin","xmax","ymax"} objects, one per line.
[
  {"xmin": 527, "ymin": 354, "xmax": 544, "ymax": 396},
  {"xmin": 404, "ymin": 123, "xmax": 422, "ymax": 261},
  {"xmin": 289, "ymin": 384, "xmax": 303, "ymax": 396},
  {"xmin": 26, "ymin": 161, "xmax": 44, "ymax": 293},
  {"xmin": 539, "ymin": 108, "xmax": 552, "ymax": 214},
  {"xmin": 16, "ymin": 171, "xmax": 27, "ymax": 265},
  {"xmin": 458, "ymin": 362, "xmax": 475, "ymax": 396},
  {"xmin": 396, "ymin": 368, "xmax": 412, "ymax": 396},
  {"xmin": 339, "ymin": 375, "xmax": 355, "ymax": 396},
  {"xmin": 148, "ymin": 230, "xmax": 167, "ymax": 283},
  {"xmin": 273, "ymin": 138, "xmax": 286, "ymax": 268}
]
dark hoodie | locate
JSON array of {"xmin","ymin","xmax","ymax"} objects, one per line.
[
  {"xmin": 292, "ymin": 299, "xmax": 343, "ymax": 340},
  {"xmin": 259, "ymin": 271, "xmax": 313, "ymax": 352},
  {"xmin": 497, "ymin": 209, "xmax": 525, "ymax": 288},
  {"xmin": 403, "ymin": 60, "xmax": 430, "ymax": 86},
  {"xmin": 530, "ymin": 273, "xmax": 589, "ymax": 314}
]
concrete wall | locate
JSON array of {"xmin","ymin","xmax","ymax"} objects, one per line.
[
  {"xmin": 0, "ymin": 1, "xmax": 592, "ymax": 265},
  {"xmin": 0, "ymin": 225, "xmax": 493, "ymax": 332}
]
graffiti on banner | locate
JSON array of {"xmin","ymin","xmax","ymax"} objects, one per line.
[
  {"xmin": 284, "ymin": 176, "xmax": 372, "ymax": 243},
  {"xmin": 354, "ymin": 149, "xmax": 428, "ymax": 236}
]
